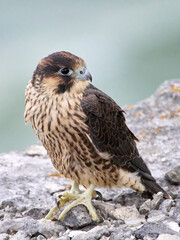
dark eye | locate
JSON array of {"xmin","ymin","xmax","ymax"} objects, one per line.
[
  {"xmin": 60, "ymin": 68, "xmax": 69, "ymax": 74},
  {"xmin": 59, "ymin": 68, "xmax": 73, "ymax": 76}
]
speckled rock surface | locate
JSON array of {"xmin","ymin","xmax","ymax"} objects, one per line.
[
  {"xmin": 165, "ymin": 165, "xmax": 180, "ymax": 185},
  {"xmin": 0, "ymin": 79, "xmax": 180, "ymax": 240}
]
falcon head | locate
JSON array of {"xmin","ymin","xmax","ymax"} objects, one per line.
[{"xmin": 32, "ymin": 51, "xmax": 92, "ymax": 94}]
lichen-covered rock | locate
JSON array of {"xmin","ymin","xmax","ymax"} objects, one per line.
[{"xmin": 0, "ymin": 80, "xmax": 180, "ymax": 239}]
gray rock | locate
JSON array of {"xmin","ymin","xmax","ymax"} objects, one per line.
[
  {"xmin": 58, "ymin": 235, "xmax": 71, "ymax": 240},
  {"xmin": 139, "ymin": 192, "xmax": 164, "ymax": 214},
  {"xmin": 25, "ymin": 144, "xmax": 47, "ymax": 157},
  {"xmin": 61, "ymin": 205, "xmax": 93, "ymax": 229},
  {"xmin": 58, "ymin": 236, "xmax": 71, "ymax": 240},
  {"xmin": 139, "ymin": 199, "xmax": 152, "ymax": 215},
  {"xmin": 159, "ymin": 199, "xmax": 174, "ymax": 214},
  {"xmin": 110, "ymin": 204, "xmax": 145, "ymax": 226},
  {"xmin": 134, "ymin": 222, "xmax": 180, "ymax": 239},
  {"xmin": 157, "ymin": 234, "xmax": 180, "ymax": 240},
  {"xmin": 0, "ymin": 217, "xmax": 32, "ymax": 234},
  {"xmin": 147, "ymin": 210, "xmax": 166, "ymax": 222},
  {"xmin": 113, "ymin": 189, "xmax": 145, "ymax": 208},
  {"xmin": 168, "ymin": 199, "xmax": 180, "ymax": 224},
  {"xmin": 93, "ymin": 201, "xmax": 115, "ymax": 219},
  {"xmin": 152, "ymin": 192, "xmax": 164, "ymax": 208},
  {"xmin": 100, "ymin": 236, "xmax": 111, "ymax": 240},
  {"xmin": 36, "ymin": 235, "xmax": 47, "ymax": 240},
  {"xmin": 11, "ymin": 231, "xmax": 31, "ymax": 240},
  {"xmin": 59, "ymin": 226, "xmax": 111, "ymax": 240},
  {"xmin": 0, "ymin": 80, "xmax": 180, "ymax": 239},
  {"xmin": 71, "ymin": 226, "xmax": 110, "ymax": 240},
  {"xmin": 143, "ymin": 236, "xmax": 155, "ymax": 240},
  {"xmin": 113, "ymin": 220, "xmax": 126, "ymax": 227},
  {"xmin": 0, "ymin": 200, "xmax": 15, "ymax": 209},
  {"xmin": 165, "ymin": 165, "xmax": 180, "ymax": 185},
  {"xmin": 0, "ymin": 212, "xmax": 4, "ymax": 220},
  {"xmin": 96, "ymin": 188, "xmax": 118, "ymax": 202},
  {"xmin": 109, "ymin": 228, "xmax": 132, "ymax": 240},
  {"xmin": 0, "ymin": 217, "xmax": 65, "ymax": 239},
  {"xmin": 34, "ymin": 219, "xmax": 65, "ymax": 238},
  {"xmin": 24, "ymin": 207, "xmax": 49, "ymax": 220},
  {"xmin": 164, "ymin": 220, "xmax": 180, "ymax": 233},
  {"xmin": 37, "ymin": 236, "xmax": 47, "ymax": 240},
  {"xmin": 0, "ymin": 234, "xmax": 9, "ymax": 240},
  {"xmin": 124, "ymin": 79, "xmax": 180, "ymax": 179}
]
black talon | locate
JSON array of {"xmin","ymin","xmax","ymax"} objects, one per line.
[
  {"xmin": 95, "ymin": 191, "xmax": 103, "ymax": 201},
  {"xmin": 31, "ymin": 232, "xmax": 47, "ymax": 239},
  {"xmin": 55, "ymin": 198, "xmax": 61, "ymax": 208},
  {"xmin": 50, "ymin": 189, "xmax": 64, "ymax": 196}
]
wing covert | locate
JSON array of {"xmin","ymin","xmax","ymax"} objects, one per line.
[{"xmin": 81, "ymin": 84, "xmax": 154, "ymax": 180}]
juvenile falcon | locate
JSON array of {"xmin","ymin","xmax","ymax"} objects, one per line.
[{"xmin": 24, "ymin": 51, "xmax": 170, "ymax": 221}]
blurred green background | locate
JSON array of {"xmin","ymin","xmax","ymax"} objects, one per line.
[{"xmin": 0, "ymin": 0, "xmax": 180, "ymax": 153}]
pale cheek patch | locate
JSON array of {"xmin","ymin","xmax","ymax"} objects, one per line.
[
  {"xmin": 119, "ymin": 168, "xmax": 145, "ymax": 192},
  {"xmin": 70, "ymin": 80, "xmax": 89, "ymax": 95},
  {"xmin": 43, "ymin": 77, "xmax": 62, "ymax": 93}
]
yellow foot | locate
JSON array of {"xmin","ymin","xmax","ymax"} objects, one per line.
[{"xmin": 45, "ymin": 182, "xmax": 98, "ymax": 221}]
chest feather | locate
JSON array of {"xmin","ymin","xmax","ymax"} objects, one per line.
[{"xmin": 25, "ymin": 83, "xmax": 87, "ymax": 143}]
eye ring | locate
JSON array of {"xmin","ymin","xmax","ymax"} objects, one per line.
[{"xmin": 59, "ymin": 68, "xmax": 73, "ymax": 76}]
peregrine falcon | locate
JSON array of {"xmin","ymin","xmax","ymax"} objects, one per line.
[{"xmin": 24, "ymin": 51, "xmax": 170, "ymax": 221}]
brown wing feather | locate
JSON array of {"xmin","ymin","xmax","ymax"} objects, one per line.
[
  {"xmin": 81, "ymin": 84, "xmax": 154, "ymax": 181},
  {"xmin": 81, "ymin": 85, "xmax": 171, "ymax": 198}
]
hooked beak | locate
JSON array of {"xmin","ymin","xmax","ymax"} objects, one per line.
[{"xmin": 75, "ymin": 68, "xmax": 92, "ymax": 82}]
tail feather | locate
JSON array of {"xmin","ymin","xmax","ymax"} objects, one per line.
[
  {"xmin": 142, "ymin": 178, "xmax": 172, "ymax": 199},
  {"xmin": 122, "ymin": 156, "xmax": 172, "ymax": 199}
]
